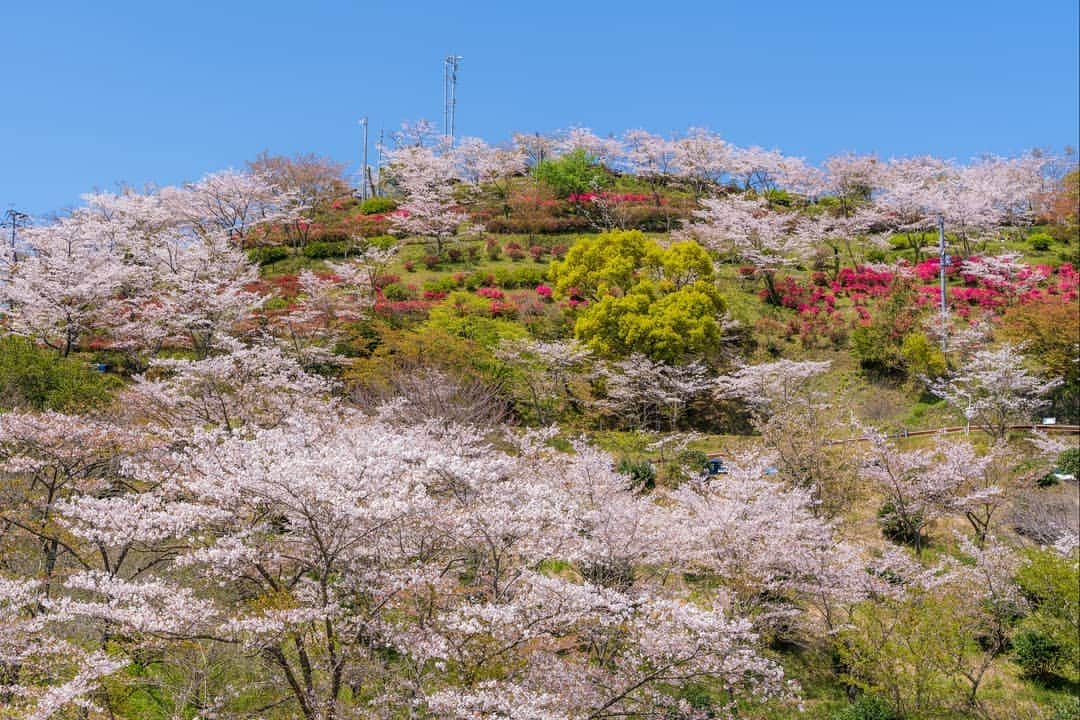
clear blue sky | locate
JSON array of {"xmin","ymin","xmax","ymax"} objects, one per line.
[{"xmin": 2, "ymin": 0, "xmax": 1077, "ymax": 217}]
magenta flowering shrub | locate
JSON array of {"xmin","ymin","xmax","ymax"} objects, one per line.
[
  {"xmin": 476, "ymin": 287, "xmax": 505, "ymax": 301},
  {"xmin": 535, "ymin": 284, "xmax": 553, "ymax": 300},
  {"xmin": 567, "ymin": 191, "xmax": 655, "ymax": 204}
]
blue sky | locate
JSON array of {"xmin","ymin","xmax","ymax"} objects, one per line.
[{"xmin": 2, "ymin": 0, "xmax": 1077, "ymax": 216}]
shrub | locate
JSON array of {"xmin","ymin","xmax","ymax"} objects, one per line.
[
  {"xmin": 373, "ymin": 273, "xmax": 400, "ymax": 289},
  {"xmin": 529, "ymin": 245, "xmax": 546, "ymax": 262},
  {"xmin": 303, "ymin": 241, "xmax": 352, "ymax": 259},
  {"xmin": 533, "ymin": 148, "xmax": 610, "ymax": 197},
  {"xmin": 447, "ymin": 247, "xmax": 464, "ymax": 263},
  {"xmin": 831, "ymin": 696, "xmax": 899, "ymax": 720},
  {"xmin": 1058, "ymin": 447, "xmax": 1080, "ymax": 477},
  {"xmin": 381, "ymin": 283, "xmax": 412, "ymax": 301},
  {"xmin": 422, "ymin": 255, "xmax": 441, "ymax": 270},
  {"xmin": 1048, "ymin": 697, "xmax": 1080, "ymax": 720},
  {"xmin": 1029, "ymin": 231, "xmax": 1054, "ymax": 251},
  {"xmin": 1012, "ymin": 629, "xmax": 1065, "ymax": 678},
  {"xmin": 0, "ymin": 337, "xmax": 121, "ymax": 411},
  {"xmin": 900, "ymin": 332, "xmax": 946, "ymax": 382},
  {"xmin": 580, "ymin": 557, "xmax": 634, "ymax": 591},
  {"xmin": 551, "ymin": 244, "xmax": 568, "ymax": 260},
  {"xmin": 616, "ymin": 457, "xmax": 656, "ymax": 491},
  {"xmin": 485, "ymin": 237, "xmax": 502, "ymax": 260},
  {"xmin": 493, "ymin": 266, "xmax": 546, "ymax": 289},
  {"xmin": 505, "ymin": 241, "xmax": 526, "ymax": 262},
  {"xmin": 358, "ymin": 197, "xmax": 398, "ymax": 215},
  {"xmin": 403, "ymin": 260, "xmax": 416, "ymax": 272},
  {"xmin": 877, "ymin": 501, "xmax": 923, "ymax": 546},
  {"xmin": 247, "ymin": 245, "xmax": 289, "ymax": 265}
]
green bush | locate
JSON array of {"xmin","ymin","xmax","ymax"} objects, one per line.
[
  {"xmin": 831, "ymin": 695, "xmax": 900, "ymax": 720},
  {"xmin": 1058, "ymin": 447, "xmax": 1080, "ymax": 477},
  {"xmin": 616, "ymin": 457, "xmax": 656, "ymax": 491},
  {"xmin": 303, "ymin": 241, "xmax": 352, "ymax": 259},
  {"xmin": 765, "ymin": 188, "xmax": 793, "ymax": 207},
  {"xmin": 0, "ymin": 336, "xmax": 121, "ymax": 412},
  {"xmin": 1028, "ymin": 231, "xmax": 1054, "ymax": 252},
  {"xmin": 1012, "ymin": 629, "xmax": 1065, "ymax": 678},
  {"xmin": 877, "ymin": 501, "xmax": 923, "ymax": 547},
  {"xmin": 247, "ymin": 245, "xmax": 290, "ymax": 265},
  {"xmin": 358, "ymin": 197, "xmax": 398, "ymax": 215},
  {"xmin": 533, "ymin": 149, "xmax": 610, "ymax": 197},
  {"xmin": 493, "ymin": 266, "xmax": 546, "ymax": 289},
  {"xmin": 1015, "ymin": 548, "xmax": 1080, "ymax": 679},
  {"xmin": 1048, "ymin": 696, "xmax": 1080, "ymax": 720},
  {"xmin": 381, "ymin": 283, "xmax": 411, "ymax": 301},
  {"xmin": 423, "ymin": 277, "xmax": 459, "ymax": 294}
]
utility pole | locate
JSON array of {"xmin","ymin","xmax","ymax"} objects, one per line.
[
  {"xmin": 3, "ymin": 208, "xmax": 29, "ymax": 254},
  {"xmin": 359, "ymin": 117, "xmax": 370, "ymax": 201},
  {"xmin": 375, "ymin": 127, "xmax": 384, "ymax": 197},
  {"xmin": 938, "ymin": 214, "xmax": 949, "ymax": 351},
  {"xmin": 443, "ymin": 55, "xmax": 462, "ymax": 142}
]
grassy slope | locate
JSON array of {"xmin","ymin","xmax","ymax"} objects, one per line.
[{"xmin": 249, "ymin": 223, "xmax": 1078, "ymax": 718}]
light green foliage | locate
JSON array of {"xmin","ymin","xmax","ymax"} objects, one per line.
[
  {"xmin": 574, "ymin": 279, "xmax": 724, "ymax": 362},
  {"xmin": 838, "ymin": 586, "xmax": 1013, "ymax": 719},
  {"xmin": 533, "ymin": 148, "xmax": 610, "ymax": 197},
  {"xmin": 1058, "ymin": 447, "xmax": 1080, "ymax": 477},
  {"xmin": 899, "ymin": 332, "xmax": 946, "ymax": 383},
  {"xmin": 549, "ymin": 231, "xmax": 725, "ymax": 361},
  {"xmin": 358, "ymin": 197, "xmax": 398, "ymax": 215},
  {"xmin": 830, "ymin": 695, "xmax": 899, "ymax": 720},
  {"xmin": 549, "ymin": 229, "xmax": 651, "ymax": 299},
  {"xmin": 0, "ymin": 336, "xmax": 121, "ymax": 411},
  {"xmin": 849, "ymin": 281, "xmax": 921, "ymax": 377},
  {"xmin": 425, "ymin": 291, "xmax": 528, "ymax": 347},
  {"xmin": 1015, "ymin": 548, "xmax": 1080, "ymax": 680}
]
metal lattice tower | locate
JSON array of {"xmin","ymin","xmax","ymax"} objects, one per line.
[{"xmin": 443, "ymin": 55, "xmax": 462, "ymax": 142}]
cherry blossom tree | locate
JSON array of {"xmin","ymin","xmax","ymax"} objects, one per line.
[
  {"xmin": 714, "ymin": 360, "xmax": 862, "ymax": 515},
  {"xmin": 860, "ymin": 433, "xmax": 982, "ymax": 555},
  {"xmin": 452, "ymin": 137, "xmax": 527, "ymax": 200},
  {"xmin": 672, "ymin": 127, "xmax": 734, "ymax": 196},
  {"xmin": 929, "ymin": 344, "xmax": 1063, "ymax": 440},
  {"xmin": 597, "ymin": 353, "xmax": 712, "ymax": 430},
  {"xmin": 161, "ymin": 168, "xmax": 302, "ymax": 247},
  {"xmin": 129, "ymin": 338, "xmax": 334, "ymax": 432},
  {"xmin": 1, "ymin": 213, "xmax": 128, "ymax": 356},
  {"xmin": 686, "ymin": 196, "xmax": 812, "ymax": 304},
  {"xmin": 714, "ymin": 359, "xmax": 832, "ymax": 418},
  {"xmin": 495, "ymin": 338, "xmax": 592, "ymax": 423},
  {"xmin": 553, "ymin": 126, "xmax": 623, "ymax": 167},
  {"xmin": 823, "ymin": 152, "xmax": 882, "ymax": 213},
  {"xmin": 384, "ymin": 144, "xmax": 469, "ymax": 254}
]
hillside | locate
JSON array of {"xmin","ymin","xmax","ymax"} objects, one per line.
[{"xmin": 0, "ymin": 134, "xmax": 1078, "ymax": 720}]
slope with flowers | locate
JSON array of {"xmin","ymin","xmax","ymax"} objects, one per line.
[{"xmin": 0, "ymin": 131, "xmax": 1077, "ymax": 720}]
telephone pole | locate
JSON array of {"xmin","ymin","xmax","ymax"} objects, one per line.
[{"xmin": 938, "ymin": 214, "xmax": 949, "ymax": 351}]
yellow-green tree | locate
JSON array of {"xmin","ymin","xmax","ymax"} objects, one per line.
[{"xmin": 549, "ymin": 230, "xmax": 724, "ymax": 362}]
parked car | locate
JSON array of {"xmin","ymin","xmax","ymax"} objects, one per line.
[{"xmin": 702, "ymin": 458, "xmax": 729, "ymax": 477}]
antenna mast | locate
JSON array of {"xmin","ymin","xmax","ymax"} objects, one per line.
[
  {"xmin": 443, "ymin": 55, "xmax": 462, "ymax": 142},
  {"xmin": 359, "ymin": 117, "xmax": 370, "ymax": 201}
]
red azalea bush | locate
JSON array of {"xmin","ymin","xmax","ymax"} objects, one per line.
[{"xmin": 488, "ymin": 300, "xmax": 518, "ymax": 319}]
